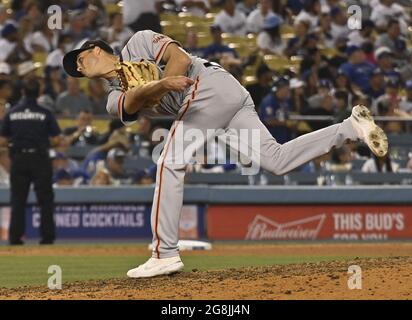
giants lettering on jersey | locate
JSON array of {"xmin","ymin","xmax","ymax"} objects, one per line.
[{"xmin": 153, "ymin": 34, "xmax": 168, "ymax": 44}]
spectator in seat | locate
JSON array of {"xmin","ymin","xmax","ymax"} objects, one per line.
[
  {"xmin": 53, "ymin": 169, "xmax": 74, "ymax": 187},
  {"xmin": 362, "ymin": 153, "xmax": 399, "ymax": 173},
  {"xmin": 82, "ymin": 127, "xmax": 130, "ymax": 177},
  {"xmin": 88, "ymin": 78, "xmax": 108, "ymax": 115},
  {"xmin": 302, "ymin": 69, "xmax": 319, "ymax": 99},
  {"xmin": 347, "ymin": 20, "xmax": 375, "ymax": 47},
  {"xmin": 363, "ymin": 68, "xmax": 386, "ymax": 101},
  {"xmin": 370, "ymin": 0, "xmax": 409, "ymax": 36},
  {"xmin": 285, "ymin": 19, "xmax": 310, "ymax": 56},
  {"xmin": 84, "ymin": 2, "xmax": 107, "ymax": 34},
  {"xmin": 63, "ymin": 110, "xmax": 100, "ymax": 146},
  {"xmin": 68, "ymin": 10, "xmax": 94, "ymax": 44},
  {"xmin": 334, "ymin": 90, "xmax": 351, "ymax": 123},
  {"xmin": 55, "ymin": 77, "xmax": 92, "ymax": 116},
  {"xmin": 289, "ymin": 77, "xmax": 306, "ymax": 114},
  {"xmin": 0, "ymin": 23, "xmax": 23, "ymax": 63},
  {"xmin": 184, "ymin": 30, "xmax": 205, "ymax": 58},
  {"xmin": 317, "ymin": 12, "xmax": 334, "ymax": 49},
  {"xmin": 300, "ymin": 152, "xmax": 331, "ymax": 173},
  {"xmin": 375, "ymin": 82, "xmax": 409, "ymax": 134},
  {"xmin": 214, "ymin": 0, "xmax": 247, "ymax": 36},
  {"xmin": 46, "ymin": 33, "xmax": 74, "ymax": 72},
  {"xmin": 25, "ymin": 18, "xmax": 58, "ymax": 54},
  {"xmin": 286, "ymin": 0, "xmax": 304, "ymax": 16},
  {"xmin": 307, "ymin": 79, "xmax": 333, "ymax": 109},
  {"xmin": 105, "ymin": 147, "xmax": 129, "ymax": 183},
  {"xmin": 339, "ymin": 45, "xmax": 374, "ymax": 93},
  {"xmin": 257, "ymin": 15, "xmax": 284, "ymax": 55},
  {"xmin": 330, "ymin": 6, "xmax": 349, "ymax": 41},
  {"xmin": 245, "ymin": 64, "xmax": 274, "ymax": 113},
  {"xmin": 375, "ymin": 20, "xmax": 409, "ymax": 62},
  {"xmin": 294, "ymin": 0, "xmax": 321, "ymax": 32},
  {"xmin": 105, "ymin": 12, "xmax": 134, "ymax": 47},
  {"xmin": 303, "ymin": 79, "xmax": 335, "ymax": 130},
  {"xmin": 9, "ymin": 60, "xmax": 42, "ymax": 106},
  {"xmin": 374, "ymin": 47, "xmax": 401, "ymax": 84},
  {"xmin": 50, "ymin": 150, "xmax": 79, "ymax": 174},
  {"xmin": 203, "ymin": 25, "xmax": 238, "ymax": 61},
  {"xmin": 44, "ymin": 65, "xmax": 66, "ymax": 102},
  {"xmin": 259, "ymin": 77, "xmax": 294, "ymax": 144},
  {"xmin": 334, "ymin": 71, "xmax": 353, "ymax": 95},
  {"xmin": 90, "ymin": 161, "xmax": 114, "ymax": 186},
  {"xmin": 247, "ymin": 0, "xmax": 280, "ymax": 34},
  {"xmin": 329, "ymin": 145, "xmax": 353, "ymax": 173},
  {"xmin": 133, "ymin": 167, "xmax": 156, "ymax": 185}
]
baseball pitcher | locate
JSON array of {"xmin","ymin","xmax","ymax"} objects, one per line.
[{"xmin": 63, "ymin": 30, "xmax": 388, "ymax": 278}]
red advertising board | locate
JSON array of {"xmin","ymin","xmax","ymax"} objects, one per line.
[{"xmin": 207, "ymin": 205, "xmax": 412, "ymax": 240}]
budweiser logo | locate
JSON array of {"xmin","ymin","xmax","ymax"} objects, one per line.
[{"xmin": 246, "ymin": 214, "xmax": 326, "ymax": 240}]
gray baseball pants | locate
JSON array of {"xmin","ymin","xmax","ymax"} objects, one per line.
[{"xmin": 151, "ymin": 66, "xmax": 359, "ymax": 258}]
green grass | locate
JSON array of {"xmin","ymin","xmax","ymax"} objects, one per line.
[{"xmin": 0, "ymin": 249, "xmax": 352, "ymax": 288}]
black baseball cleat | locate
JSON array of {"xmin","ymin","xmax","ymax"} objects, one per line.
[{"xmin": 349, "ymin": 105, "xmax": 388, "ymax": 157}]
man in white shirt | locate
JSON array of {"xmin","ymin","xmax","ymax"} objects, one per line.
[
  {"xmin": 214, "ymin": 0, "xmax": 247, "ymax": 36},
  {"xmin": 370, "ymin": 0, "xmax": 409, "ymax": 35},
  {"xmin": 0, "ymin": 23, "xmax": 18, "ymax": 62},
  {"xmin": 330, "ymin": 6, "xmax": 349, "ymax": 40},
  {"xmin": 257, "ymin": 15, "xmax": 285, "ymax": 55},
  {"xmin": 294, "ymin": 0, "xmax": 321, "ymax": 32},
  {"xmin": 347, "ymin": 20, "xmax": 375, "ymax": 46},
  {"xmin": 246, "ymin": 0, "xmax": 279, "ymax": 34}
]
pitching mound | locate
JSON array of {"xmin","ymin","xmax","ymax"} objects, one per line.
[{"xmin": 1, "ymin": 256, "xmax": 411, "ymax": 299}]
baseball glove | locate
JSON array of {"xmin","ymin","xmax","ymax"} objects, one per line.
[{"xmin": 114, "ymin": 60, "xmax": 161, "ymax": 107}]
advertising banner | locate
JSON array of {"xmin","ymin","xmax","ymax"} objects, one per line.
[
  {"xmin": 0, "ymin": 204, "xmax": 204, "ymax": 240},
  {"xmin": 26, "ymin": 204, "xmax": 151, "ymax": 238},
  {"xmin": 207, "ymin": 205, "xmax": 412, "ymax": 240}
]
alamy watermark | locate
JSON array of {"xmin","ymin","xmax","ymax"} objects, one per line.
[
  {"xmin": 48, "ymin": 265, "xmax": 62, "ymax": 290},
  {"xmin": 347, "ymin": 5, "xmax": 362, "ymax": 30},
  {"xmin": 150, "ymin": 125, "xmax": 262, "ymax": 176},
  {"xmin": 47, "ymin": 5, "xmax": 63, "ymax": 30},
  {"xmin": 347, "ymin": 265, "xmax": 362, "ymax": 290}
]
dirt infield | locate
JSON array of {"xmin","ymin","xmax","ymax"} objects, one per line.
[{"xmin": 1, "ymin": 243, "xmax": 412, "ymax": 299}]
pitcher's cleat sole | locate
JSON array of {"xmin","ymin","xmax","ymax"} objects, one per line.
[{"xmin": 351, "ymin": 105, "xmax": 388, "ymax": 157}]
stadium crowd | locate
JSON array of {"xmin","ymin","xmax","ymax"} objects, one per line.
[{"xmin": 0, "ymin": 0, "xmax": 411, "ymax": 187}]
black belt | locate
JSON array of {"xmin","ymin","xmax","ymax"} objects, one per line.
[
  {"xmin": 204, "ymin": 61, "xmax": 221, "ymax": 68},
  {"xmin": 11, "ymin": 147, "xmax": 47, "ymax": 154}
]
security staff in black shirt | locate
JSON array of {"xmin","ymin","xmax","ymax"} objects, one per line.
[{"xmin": 0, "ymin": 80, "xmax": 62, "ymax": 245}]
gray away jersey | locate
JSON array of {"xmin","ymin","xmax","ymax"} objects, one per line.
[{"xmin": 106, "ymin": 30, "xmax": 207, "ymax": 125}]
